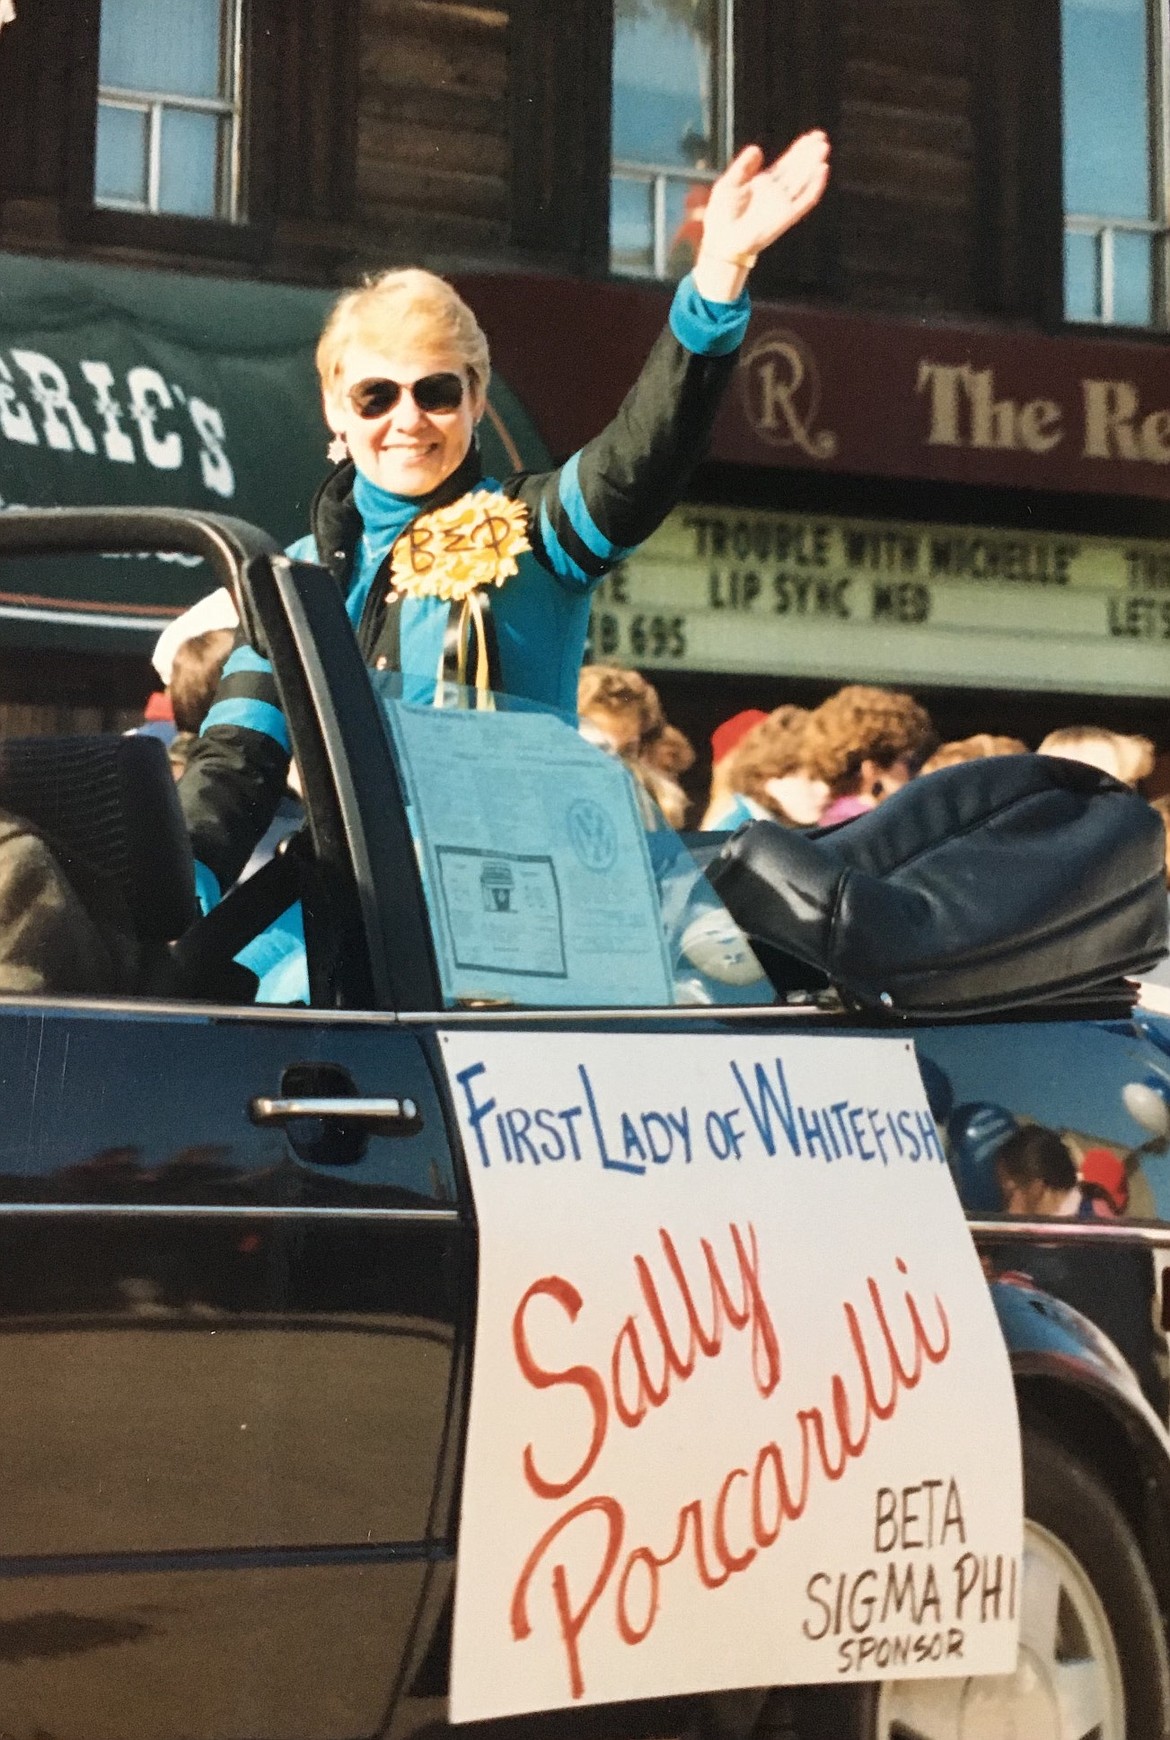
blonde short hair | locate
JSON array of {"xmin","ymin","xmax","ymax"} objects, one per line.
[
  {"xmin": 919, "ymin": 733, "xmax": 1029, "ymax": 775},
  {"xmin": 1039, "ymin": 725, "xmax": 1155, "ymax": 786},
  {"xmin": 316, "ymin": 268, "xmax": 491, "ymax": 396}
]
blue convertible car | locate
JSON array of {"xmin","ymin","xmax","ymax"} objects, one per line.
[{"xmin": 0, "ymin": 507, "xmax": 1167, "ymax": 1740}]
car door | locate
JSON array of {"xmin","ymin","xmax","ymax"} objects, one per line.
[
  {"xmin": 0, "ymin": 513, "xmax": 468, "ymax": 1740},
  {"xmin": 0, "ymin": 1003, "xmax": 463, "ymax": 1740}
]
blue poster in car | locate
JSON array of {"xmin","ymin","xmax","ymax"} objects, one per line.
[{"xmin": 384, "ymin": 701, "xmax": 673, "ymax": 1008}]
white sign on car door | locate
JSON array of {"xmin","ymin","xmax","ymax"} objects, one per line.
[{"xmin": 441, "ymin": 1030, "xmax": 1022, "ymax": 1722}]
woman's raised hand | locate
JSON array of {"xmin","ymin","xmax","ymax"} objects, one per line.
[{"xmin": 692, "ymin": 131, "xmax": 831, "ymax": 303}]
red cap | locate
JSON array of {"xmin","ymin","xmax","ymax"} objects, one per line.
[
  {"xmin": 710, "ymin": 709, "xmax": 768, "ymax": 766},
  {"xmin": 1080, "ymin": 1147, "xmax": 1128, "ymax": 1214},
  {"xmin": 144, "ymin": 690, "xmax": 174, "ymax": 723}
]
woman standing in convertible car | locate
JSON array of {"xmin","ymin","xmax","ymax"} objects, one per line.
[{"xmin": 178, "ymin": 132, "xmax": 831, "ymax": 907}]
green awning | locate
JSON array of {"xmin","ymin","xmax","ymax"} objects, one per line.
[{"xmin": 0, "ymin": 251, "xmax": 550, "ymax": 653}]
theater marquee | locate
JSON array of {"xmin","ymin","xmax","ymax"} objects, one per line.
[{"xmin": 589, "ymin": 505, "xmax": 1170, "ymax": 696}]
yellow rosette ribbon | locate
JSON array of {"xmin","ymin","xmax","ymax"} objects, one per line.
[{"xmin": 388, "ymin": 491, "xmax": 531, "ymax": 701}]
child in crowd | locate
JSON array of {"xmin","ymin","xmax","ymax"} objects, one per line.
[
  {"xmin": 577, "ymin": 664, "xmax": 665, "ymax": 757},
  {"xmin": 577, "ymin": 664, "xmax": 695, "ymax": 829},
  {"xmin": 702, "ymin": 708, "xmax": 769, "ymax": 828},
  {"xmin": 995, "ymin": 1124, "xmax": 1115, "ymax": 1218},
  {"xmin": 706, "ymin": 705, "xmax": 828, "ymax": 829}
]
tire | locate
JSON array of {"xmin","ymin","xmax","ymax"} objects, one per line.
[
  {"xmin": 773, "ymin": 1426, "xmax": 1170, "ymax": 1740},
  {"xmin": 872, "ymin": 1427, "xmax": 1170, "ymax": 1740}
]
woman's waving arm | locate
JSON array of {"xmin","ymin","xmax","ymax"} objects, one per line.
[{"xmin": 693, "ymin": 131, "xmax": 832, "ymax": 303}]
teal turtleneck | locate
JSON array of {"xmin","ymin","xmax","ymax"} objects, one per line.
[{"xmin": 347, "ymin": 469, "xmax": 433, "ymax": 630}]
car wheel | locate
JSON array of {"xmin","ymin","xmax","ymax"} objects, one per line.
[{"xmin": 869, "ymin": 1427, "xmax": 1170, "ymax": 1740}]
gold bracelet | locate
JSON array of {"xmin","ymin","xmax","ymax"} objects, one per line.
[{"xmin": 722, "ymin": 251, "xmax": 758, "ymax": 269}]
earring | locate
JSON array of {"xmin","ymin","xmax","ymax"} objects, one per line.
[{"xmin": 327, "ymin": 434, "xmax": 348, "ymax": 464}]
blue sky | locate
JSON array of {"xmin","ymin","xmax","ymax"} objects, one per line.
[
  {"xmin": 612, "ymin": 11, "xmax": 713, "ymax": 167},
  {"xmin": 1063, "ymin": 0, "xmax": 1152, "ymax": 218}
]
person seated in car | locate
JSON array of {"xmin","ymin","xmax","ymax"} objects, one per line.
[
  {"xmin": 166, "ymin": 627, "xmax": 235, "ymax": 779},
  {"xmin": 177, "ymin": 133, "xmax": 831, "ymax": 910},
  {"xmin": 801, "ymin": 684, "xmax": 937, "ymax": 828}
]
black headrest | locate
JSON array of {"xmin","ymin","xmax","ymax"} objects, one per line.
[
  {"xmin": 710, "ymin": 754, "xmax": 1169, "ymax": 1015},
  {"xmin": 0, "ymin": 734, "xmax": 197, "ymax": 943}
]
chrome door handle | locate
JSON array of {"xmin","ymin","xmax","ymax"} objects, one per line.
[{"xmin": 249, "ymin": 1096, "xmax": 421, "ymax": 1128}]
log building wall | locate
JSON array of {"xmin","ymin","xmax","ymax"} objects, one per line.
[{"xmin": 0, "ymin": 0, "xmax": 1063, "ymax": 327}]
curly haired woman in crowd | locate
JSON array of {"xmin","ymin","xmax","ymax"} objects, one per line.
[{"xmin": 802, "ymin": 684, "xmax": 937, "ymax": 827}]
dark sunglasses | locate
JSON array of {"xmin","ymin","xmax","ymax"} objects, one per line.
[{"xmin": 347, "ymin": 372, "xmax": 465, "ymax": 418}]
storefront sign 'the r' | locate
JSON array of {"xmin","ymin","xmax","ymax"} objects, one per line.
[{"xmin": 917, "ymin": 359, "xmax": 1170, "ymax": 465}]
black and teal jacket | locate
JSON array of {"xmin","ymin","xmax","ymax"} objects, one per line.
[{"xmin": 179, "ymin": 273, "xmax": 750, "ymax": 898}]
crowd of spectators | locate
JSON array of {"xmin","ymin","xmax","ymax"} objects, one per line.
[{"xmin": 576, "ymin": 662, "xmax": 1164, "ymax": 843}]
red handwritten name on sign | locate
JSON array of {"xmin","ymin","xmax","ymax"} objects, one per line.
[{"xmin": 508, "ymin": 1223, "xmax": 951, "ymax": 1702}]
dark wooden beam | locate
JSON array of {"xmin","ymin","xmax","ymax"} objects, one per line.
[
  {"xmin": 735, "ymin": 0, "xmax": 843, "ymax": 301},
  {"xmin": 257, "ymin": 0, "xmax": 361, "ymax": 223},
  {"xmin": 508, "ymin": 0, "xmax": 612, "ymax": 272},
  {"xmin": 0, "ymin": 0, "xmax": 97, "ymax": 207},
  {"xmin": 972, "ymin": 0, "xmax": 1064, "ymax": 327}
]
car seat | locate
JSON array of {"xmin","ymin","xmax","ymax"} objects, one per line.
[{"xmin": 0, "ymin": 733, "xmax": 199, "ymax": 996}]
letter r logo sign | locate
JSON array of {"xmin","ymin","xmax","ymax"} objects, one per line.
[{"xmin": 738, "ymin": 331, "xmax": 839, "ymax": 461}]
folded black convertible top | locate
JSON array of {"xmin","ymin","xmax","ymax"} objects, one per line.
[{"xmin": 710, "ymin": 753, "xmax": 1169, "ymax": 1016}]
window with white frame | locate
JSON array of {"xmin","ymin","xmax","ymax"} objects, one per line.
[
  {"xmin": 1062, "ymin": 0, "xmax": 1169, "ymax": 326},
  {"xmin": 94, "ymin": 0, "xmax": 243, "ymax": 221},
  {"xmin": 610, "ymin": 0, "xmax": 734, "ymax": 279}
]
